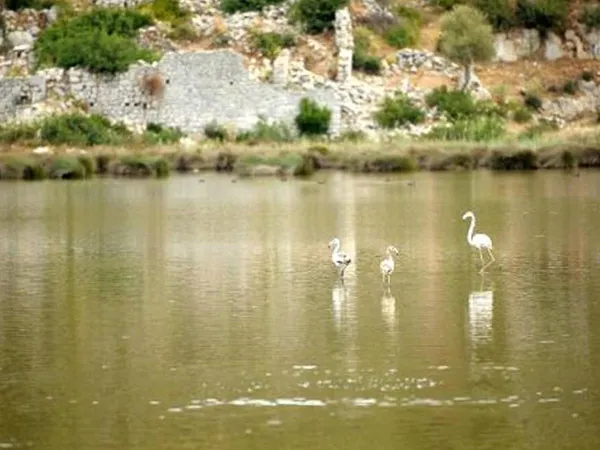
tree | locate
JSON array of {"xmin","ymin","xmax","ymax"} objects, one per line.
[{"xmin": 438, "ymin": 5, "xmax": 495, "ymax": 90}]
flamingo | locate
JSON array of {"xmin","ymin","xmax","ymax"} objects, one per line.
[
  {"xmin": 462, "ymin": 211, "xmax": 495, "ymax": 273},
  {"xmin": 328, "ymin": 237, "xmax": 352, "ymax": 279},
  {"xmin": 380, "ymin": 245, "xmax": 399, "ymax": 285}
]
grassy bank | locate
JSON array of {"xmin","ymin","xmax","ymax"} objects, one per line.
[{"xmin": 2, "ymin": 130, "xmax": 599, "ymax": 181}]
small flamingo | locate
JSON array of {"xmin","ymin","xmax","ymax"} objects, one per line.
[
  {"xmin": 328, "ymin": 237, "xmax": 352, "ymax": 279},
  {"xmin": 462, "ymin": 211, "xmax": 495, "ymax": 273},
  {"xmin": 380, "ymin": 245, "xmax": 399, "ymax": 285}
]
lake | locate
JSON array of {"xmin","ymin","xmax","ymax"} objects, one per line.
[{"xmin": 0, "ymin": 170, "xmax": 599, "ymax": 450}]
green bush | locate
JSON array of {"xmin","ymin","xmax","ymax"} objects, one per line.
[
  {"xmin": 204, "ymin": 121, "xmax": 228, "ymax": 141},
  {"xmin": 581, "ymin": 70, "xmax": 594, "ymax": 82},
  {"xmin": 0, "ymin": 156, "xmax": 47, "ymax": 180},
  {"xmin": 426, "ymin": 116, "xmax": 505, "ymax": 141},
  {"xmin": 143, "ymin": 122, "xmax": 185, "ymax": 144},
  {"xmin": 352, "ymin": 29, "xmax": 382, "ymax": 75},
  {"xmin": 562, "ymin": 79, "xmax": 577, "ymax": 95},
  {"xmin": 473, "ymin": 0, "xmax": 516, "ymax": 31},
  {"xmin": 524, "ymin": 92, "xmax": 543, "ymax": 111},
  {"xmin": 34, "ymin": 8, "xmax": 158, "ymax": 74},
  {"xmin": 236, "ymin": 118, "xmax": 295, "ymax": 143},
  {"xmin": 221, "ymin": 0, "xmax": 284, "ymax": 14},
  {"xmin": 49, "ymin": 156, "xmax": 87, "ymax": 179},
  {"xmin": 425, "ymin": 86, "xmax": 478, "ymax": 120},
  {"xmin": 374, "ymin": 93, "xmax": 425, "ymax": 129},
  {"xmin": 289, "ymin": 0, "xmax": 348, "ymax": 34},
  {"xmin": 0, "ymin": 122, "xmax": 39, "ymax": 143},
  {"xmin": 39, "ymin": 113, "xmax": 132, "ymax": 146},
  {"xmin": 139, "ymin": 0, "xmax": 189, "ymax": 24},
  {"xmin": 295, "ymin": 98, "xmax": 331, "ymax": 136},
  {"xmin": 384, "ymin": 23, "xmax": 419, "ymax": 49},
  {"xmin": 513, "ymin": 106, "xmax": 533, "ymax": 123},
  {"xmin": 430, "ymin": 0, "xmax": 464, "ymax": 10},
  {"xmin": 581, "ymin": 5, "xmax": 600, "ymax": 30},
  {"xmin": 5, "ymin": 0, "xmax": 55, "ymax": 10},
  {"xmin": 515, "ymin": 0, "xmax": 568, "ymax": 35},
  {"xmin": 118, "ymin": 154, "xmax": 171, "ymax": 177},
  {"xmin": 251, "ymin": 31, "xmax": 295, "ymax": 59},
  {"xmin": 395, "ymin": 5, "xmax": 423, "ymax": 26}
]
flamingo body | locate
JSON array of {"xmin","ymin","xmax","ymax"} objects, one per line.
[
  {"xmin": 462, "ymin": 211, "xmax": 495, "ymax": 272},
  {"xmin": 380, "ymin": 245, "xmax": 399, "ymax": 284},
  {"xmin": 328, "ymin": 237, "xmax": 351, "ymax": 278}
]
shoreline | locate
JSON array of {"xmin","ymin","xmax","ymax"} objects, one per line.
[{"xmin": 1, "ymin": 136, "xmax": 598, "ymax": 180}]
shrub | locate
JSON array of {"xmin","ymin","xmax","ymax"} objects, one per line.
[
  {"xmin": 0, "ymin": 122, "xmax": 38, "ymax": 143},
  {"xmin": 425, "ymin": 86, "xmax": 478, "ymax": 120},
  {"xmin": 374, "ymin": 93, "xmax": 425, "ymax": 129},
  {"xmin": 562, "ymin": 79, "xmax": 577, "ymax": 95},
  {"xmin": 513, "ymin": 106, "xmax": 533, "ymax": 123},
  {"xmin": 518, "ymin": 119, "xmax": 558, "ymax": 139},
  {"xmin": 352, "ymin": 28, "xmax": 382, "ymax": 74},
  {"xmin": 581, "ymin": 70, "xmax": 594, "ymax": 82},
  {"xmin": 295, "ymin": 98, "xmax": 331, "ymax": 136},
  {"xmin": 515, "ymin": 0, "xmax": 568, "ymax": 36},
  {"xmin": 168, "ymin": 22, "xmax": 199, "ymax": 41},
  {"xmin": 143, "ymin": 122, "xmax": 184, "ymax": 144},
  {"xmin": 34, "ymin": 8, "xmax": 157, "ymax": 74},
  {"xmin": 39, "ymin": 113, "xmax": 132, "ymax": 146},
  {"xmin": 251, "ymin": 31, "xmax": 295, "ymax": 59},
  {"xmin": 289, "ymin": 0, "xmax": 348, "ymax": 34},
  {"xmin": 581, "ymin": 5, "xmax": 600, "ymax": 30},
  {"xmin": 426, "ymin": 116, "xmax": 506, "ymax": 141},
  {"xmin": 395, "ymin": 5, "xmax": 423, "ymax": 26},
  {"xmin": 220, "ymin": 0, "xmax": 284, "ymax": 14},
  {"xmin": 5, "ymin": 0, "xmax": 55, "ymax": 10},
  {"xmin": 384, "ymin": 23, "xmax": 419, "ymax": 49},
  {"xmin": 204, "ymin": 121, "xmax": 228, "ymax": 141},
  {"xmin": 0, "ymin": 156, "xmax": 46, "ymax": 180},
  {"xmin": 236, "ymin": 118, "xmax": 295, "ymax": 143},
  {"xmin": 524, "ymin": 92, "xmax": 543, "ymax": 111},
  {"xmin": 489, "ymin": 150, "xmax": 538, "ymax": 170},
  {"xmin": 118, "ymin": 154, "xmax": 171, "ymax": 177},
  {"xmin": 138, "ymin": 0, "xmax": 189, "ymax": 24},
  {"xmin": 473, "ymin": 0, "xmax": 516, "ymax": 31},
  {"xmin": 430, "ymin": 0, "xmax": 464, "ymax": 10}
]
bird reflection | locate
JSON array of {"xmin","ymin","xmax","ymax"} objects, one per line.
[
  {"xmin": 381, "ymin": 286, "xmax": 397, "ymax": 335},
  {"xmin": 331, "ymin": 279, "xmax": 348, "ymax": 331},
  {"xmin": 467, "ymin": 276, "xmax": 494, "ymax": 348}
]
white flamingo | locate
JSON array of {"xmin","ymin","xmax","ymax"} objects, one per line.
[
  {"xmin": 380, "ymin": 245, "xmax": 399, "ymax": 285},
  {"xmin": 328, "ymin": 237, "xmax": 352, "ymax": 279},
  {"xmin": 462, "ymin": 211, "xmax": 495, "ymax": 273}
]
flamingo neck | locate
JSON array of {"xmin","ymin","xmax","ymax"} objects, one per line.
[
  {"xmin": 332, "ymin": 242, "xmax": 340, "ymax": 255},
  {"xmin": 467, "ymin": 217, "xmax": 476, "ymax": 245}
]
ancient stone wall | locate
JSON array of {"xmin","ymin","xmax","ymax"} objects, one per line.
[{"xmin": 0, "ymin": 50, "xmax": 341, "ymax": 135}]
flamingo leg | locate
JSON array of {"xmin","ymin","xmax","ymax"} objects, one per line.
[{"xmin": 487, "ymin": 248, "xmax": 495, "ymax": 263}]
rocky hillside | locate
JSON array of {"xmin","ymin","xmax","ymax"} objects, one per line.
[{"xmin": 1, "ymin": 0, "xmax": 600, "ymax": 141}]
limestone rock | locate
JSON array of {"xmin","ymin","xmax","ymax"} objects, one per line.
[
  {"xmin": 544, "ymin": 32, "xmax": 563, "ymax": 60},
  {"xmin": 7, "ymin": 31, "xmax": 34, "ymax": 49}
]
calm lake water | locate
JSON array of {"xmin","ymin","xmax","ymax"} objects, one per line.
[{"xmin": 0, "ymin": 170, "xmax": 600, "ymax": 450}]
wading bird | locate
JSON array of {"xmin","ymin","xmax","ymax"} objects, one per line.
[
  {"xmin": 462, "ymin": 211, "xmax": 495, "ymax": 273},
  {"xmin": 380, "ymin": 245, "xmax": 399, "ymax": 285},
  {"xmin": 328, "ymin": 237, "xmax": 352, "ymax": 279}
]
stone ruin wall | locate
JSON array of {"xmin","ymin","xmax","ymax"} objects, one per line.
[{"xmin": 0, "ymin": 51, "xmax": 341, "ymax": 136}]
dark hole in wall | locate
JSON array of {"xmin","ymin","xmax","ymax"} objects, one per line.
[
  {"xmin": 134, "ymin": 102, "xmax": 140, "ymax": 107},
  {"xmin": 229, "ymin": 81, "xmax": 234, "ymax": 86},
  {"xmin": 165, "ymin": 79, "xmax": 170, "ymax": 84},
  {"xmin": 142, "ymin": 103, "xmax": 147, "ymax": 109},
  {"xmin": 89, "ymin": 102, "xmax": 94, "ymax": 107},
  {"xmin": 124, "ymin": 102, "xmax": 130, "ymax": 107}
]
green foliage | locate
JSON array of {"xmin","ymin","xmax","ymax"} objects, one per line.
[
  {"xmin": 0, "ymin": 122, "xmax": 38, "ymax": 143},
  {"xmin": 524, "ymin": 92, "xmax": 543, "ymax": 111},
  {"xmin": 251, "ymin": 31, "xmax": 295, "ymax": 59},
  {"xmin": 513, "ymin": 106, "xmax": 533, "ymax": 123},
  {"xmin": 430, "ymin": 0, "xmax": 464, "ymax": 10},
  {"xmin": 118, "ymin": 154, "xmax": 171, "ymax": 177},
  {"xmin": 352, "ymin": 30, "xmax": 382, "ymax": 75},
  {"xmin": 295, "ymin": 98, "xmax": 332, "ymax": 136},
  {"xmin": 515, "ymin": 0, "xmax": 568, "ymax": 35},
  {"xmin": 34, "ymin": 8, "xmax": 158, "ymax": 74},
  {"xmin": 426, "ymin": 116, "xmax": 506, "ymax": 142},
  {"xmin": 426, "ymin": 86, "xmax": 477, "ymax": 120},
  {"xmin": 384, "ymin": 23, "xmax": 419, "ymax": 49},
  {"xmin": 5, "ymin": 0, "xmax": 56, "ymax": 10},
  {"xmin": 489, "ymin": 149, "xmax": 537, "ymax": 170},
  {"xmin": 473, "ymin": 0, "xmax": 516, "ymax": 31},
  {"xmin": 562, "ymin": 79, "xmax": 577, "ymax": 95},
  {"xmin": 518, "ymin": 119, "xmax": 558, "ymax": 139},
  {"xmin": 581, "ymin": 70, "xmax": 594, "ymax": 82},
  {"xmin": 139, "ymin": 0, "xmax": 189, "ymax": 25},
  {"xmin": 581, "ymin": 5, "xmax": 600, "ymax": 30},
  {"xmin": 143, "ymin": 122, "xmax": 184, "ymax": 144},
  {"xmin": 236, "ymin": 118, "xmax": 295, "ymax": 143},
  {"xmin": 0, "ymin": 156, "xmax": 47, "ymax": 180},
  {"xmin": 39, "ymin": 113, "xmax": 132, "ymax": 146},
  {"xmin": 204, "ymin": 120, "xmax": 228, "ymax": 142},
  {"xmin": 204, "ymin": 121, "xmax": 228, "ymax": 141},
  {"xmin": 395, "ymin": 5, "xmax": 423, "ymax": 26},
  {"xmin": 220, "ymin": 0, "xmax": 284, "ymax": 14},
  {"xmin": 168, "ymin": 22, "xmax": 199, "ymax": 41},
  {"xmin": 374, "ymin": 93, "xmax": 425, "ymax": 129},
  {"xmin": 438, "ymin": 5, "xmax": 494, "ymax": 69},
  {"xmin": 289, "ymin": 0, "xmax": 348, "ymax": 34}
]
